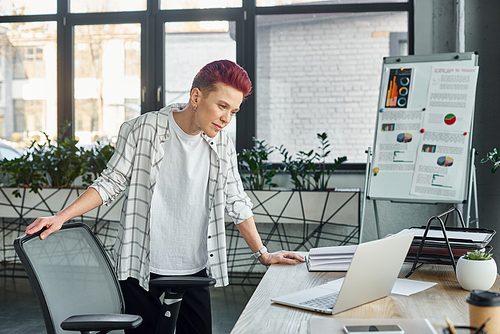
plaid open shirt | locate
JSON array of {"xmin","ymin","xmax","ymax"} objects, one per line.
[{"xmin": 91, "ymin": 104, "xmax": 253, "ymax": 290}]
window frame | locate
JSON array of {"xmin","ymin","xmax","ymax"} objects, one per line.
[{"xmin": 0, "ymin": 0, "xmax": 414, "ymax": 155}]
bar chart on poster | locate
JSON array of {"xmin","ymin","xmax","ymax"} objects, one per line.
[{"xmin": 367, "ymin": 52, "xmax": 479, "ymax": 204}]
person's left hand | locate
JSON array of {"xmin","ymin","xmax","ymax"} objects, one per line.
[{"xmin": 258, "ymin": 250, "xmax": 305, "ymax": 266}]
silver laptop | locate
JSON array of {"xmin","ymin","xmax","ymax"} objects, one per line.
[{"xmin": 271, "ymin": 233, "xmax": 414, "ymax": 314}]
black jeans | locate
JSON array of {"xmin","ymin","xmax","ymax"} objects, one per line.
[{"xmin": 119, "ymin": 269, "xmax": 212, "ymax": 334}]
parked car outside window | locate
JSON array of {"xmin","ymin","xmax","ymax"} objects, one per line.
[{"xmin": 0, "ymin": 141, "xmax": 22, "ymax": 160}]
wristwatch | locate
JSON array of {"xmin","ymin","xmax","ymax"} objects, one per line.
[{"xmin": 252, "ymin": 246, "xmax": 268, "ymax": 259}]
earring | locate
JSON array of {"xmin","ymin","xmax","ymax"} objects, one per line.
[{"xmin": 193, "ymin": 106, "xmax": 197, "ymax": 113}]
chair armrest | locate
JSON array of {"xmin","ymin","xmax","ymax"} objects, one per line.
[
  {"xmin": 150, "ymin": 276, "xmax": 216, "ymax": 288},
  {"xmin": 61, "ymin": 314, "xmax": 142, "ymax": 332}
]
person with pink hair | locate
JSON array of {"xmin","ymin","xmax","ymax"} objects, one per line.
[{"xmin": 26, "ymin": 59, "xmax": 304, "ymax": 334}]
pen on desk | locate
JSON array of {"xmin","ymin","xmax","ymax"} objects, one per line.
[
  {"xmin": 474, "ymin": 317, "xmax": 490, "ymax": 334},
  {"xmin": 445, "ymin": 317, "xmax": 457, "ymax": 334}
]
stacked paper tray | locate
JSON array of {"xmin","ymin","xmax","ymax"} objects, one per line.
[{"xmin": 395, "ymin": 226, "xmax": 496, "ymax": 265}]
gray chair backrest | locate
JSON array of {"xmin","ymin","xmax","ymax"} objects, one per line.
[{"xmin": 15, "ymin": 223, "xmax": 123, "ymax": 334}]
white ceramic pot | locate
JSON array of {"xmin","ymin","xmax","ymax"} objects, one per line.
[{"xmin": 456, "ymin": 256, "xmax": 498, "ymax": 291}]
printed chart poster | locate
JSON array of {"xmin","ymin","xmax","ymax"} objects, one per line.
[
  {"xmin": 410, "ymin": 130, "xmax": 468, "ymax": 201},
  {"xmin": 385, "ymin": 68, "xmax": 412, "ymax": 108},
  {"xmin": 372, "ymin": 108, "xmax": 424, "ymax": 173},
  {"xmin": 424, "ymin": 66, "xmax": 479, "ymax": 132}
]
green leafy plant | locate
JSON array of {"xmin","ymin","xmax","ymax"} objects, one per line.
[
  {"xmin": 0, "ymin": 122, "xmax": 115, "ymax": 197},
  {"xmin": 464, "ymin": 250, "xmax": 492, "ymax": 260},
  {"xmin": 33, "ymin": 130, "xmax": 85, "ymax": 188},
  {"xmin": 81, "ymin": 142, "xmax": 115, "ymax": 186},
  {"xmin": 0, "ymin": 142, "xmax": 47, "ymax": 197},
  {"xmin": 238, "ymin": 138, "xmax": 277, "ymax": 190},
  {"xmin": 277, "ymin": 145, "xmax": 315, "ymax": 190},
  {"xmin": 481, "ymin": 148, "xmax": 500, "ymax": 173},
  {"xmin": 278, "ymin": 132, "xmax": 347, "ymax": 190},
  {"xmin": 312, "ymin": 133, "xmax": 347, "ymax": 190}
]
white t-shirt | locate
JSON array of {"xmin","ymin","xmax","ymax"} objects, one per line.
[{"xmin": 149, "ymin": 109, "xmax": 211, "ymax": 275}]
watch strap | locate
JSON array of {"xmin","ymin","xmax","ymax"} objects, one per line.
[{"xmin": 252, "ymin": 246, "xmax": 268, "ymax": 259}]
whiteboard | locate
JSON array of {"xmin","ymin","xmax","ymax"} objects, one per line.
[{"xmin": 367, "ymin": 52, "xmax": 479, "ymax": 203}]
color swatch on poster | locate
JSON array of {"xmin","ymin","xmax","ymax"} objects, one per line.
[
  {"xmin": 396, "ymin": 132, "xmax": 413, "ymax": 143},
  {"xmin": 381, "ymin": 123, "xmax": 395, "ymax": 131},
  {"xmin": 385, "ymin": 68, "xmax": 412, "ymax": 108},
  {"xmin": 422, "ymin": 144, "xmax": 436, "ymax": 153},
  {"xmin": 444, "ymin": 113, "xmax": 456, "ymax": 125},
  {"xmin": 437, "ymin": 156, "xmax": 454, "ymax": 167}
]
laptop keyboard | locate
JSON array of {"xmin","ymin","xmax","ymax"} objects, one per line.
[{"xmin": 299, "ymin": 292, "xmax": 339, "ymax": 310}]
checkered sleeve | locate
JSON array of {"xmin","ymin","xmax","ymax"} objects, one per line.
[
  {"xmin": 224, "ymin": 139, "xmax": 253, "ymax": 224},
  {"xmin": 90, "ymin": 119, "xmax": 137, "ymax": 205}
]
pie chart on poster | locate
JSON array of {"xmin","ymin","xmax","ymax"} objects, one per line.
[
  {"xmin": 437, "ymin": 156, "xmax": 454, "ymax": 167},
  {"xmin": 396, "ymin": 133, "xmax": 413, "ymax": 143},
  {"xmin": 444, "ymin": 113, "xmax": 456, "ymax": 125}
]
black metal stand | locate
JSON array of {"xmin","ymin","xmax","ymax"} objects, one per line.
[
  {"xmin": 405, "ymin": 207, "xmax": 465, "ymax": 277},
  {"xmin": 405, "ymin": 207, "xmax": 496, "ymax": 277}
]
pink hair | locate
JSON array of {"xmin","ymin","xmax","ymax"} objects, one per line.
[{"xmin": 191, "ymin": 59, "xmax": 252, "ymax": 98}]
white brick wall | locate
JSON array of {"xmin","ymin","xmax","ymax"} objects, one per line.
[{"xmin": 256, "ymin": 12, "xmax": 407, "ymax": 162}]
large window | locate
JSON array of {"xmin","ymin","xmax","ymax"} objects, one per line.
[
  {"xmin": 13, "ymin": 46, "xmax": 46, "ymax": 79},
  {"xmin": 74, "ymin": 23, "xmax": 141, "ymax": 144},
  {"xmin": 0, "ymin": 21, "xmax": 56, "ymax": 146},
  {"xmin": 70, "ymin": 0, "xmax": 146, "ymax": 13},
  {"xmin": 257, "ymin": 0, "xmax": 408, "ymax": 6},
  {"xmin": 14, "ymin": 99, "xmax": 46, "ymax": 134},
  {"xmin": 256, "ymin": 12, "xmax": 408, "ymax": 162},
  {"xmin": 164, "ymin": 20, "xmax": 237, "ymax": 141},
  {"xmin": 161, "ymin": 0, "xmax": 241, "ymax": 10},
  {"xmin": 0, "ymin": 1, "xmax": 413, "ymax": 158},
  {"xmin": 0, "ymin": 0, "xmax": 56, "ymax": 15}
]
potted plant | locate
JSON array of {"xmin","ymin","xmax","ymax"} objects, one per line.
[
  {"xmin": 277, "ymin": 132, "xmax": 347, "ymax": 191},
  {"xmin": 238, "ymin": 138, "xmax": 277, "ymax": 190},
  {"xmin": 0, "ymin": 123, "xmax": 115, "ymax": 197},
  {"xmin": 0, "ymin": 125, "xmax": 120, "ymax": 264},
  {"xmin": 456, "ymin": 250, "xmax": 497, "ymax": 291},
  {"xmin": 480, "ymin": 147, "xmax": 500, "ymax": 173}
]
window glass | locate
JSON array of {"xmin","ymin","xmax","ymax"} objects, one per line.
[
  {"xmin": 164, "ymin": 21, "xmax": 237, "ymax": 142},
  {"xmin": 74, "ymin": 24, "xmax": 141, "ymax": 145},
  {"xmin": 257, "ymin": 0, "xmax": 407, "ymax": 6},
  {"xmin": 0, "ymin": 22, "xmax": 56, "ymax": 149},
  {"xmin": 14, "ymin": 99, "xmax": 45, "ymax": 133},
  {"xmin": 161, "ymin": 0, "xmax": 241, "ymax": 10},
  {"xmin": 70, "ymin": 0, "xmax": 146, "ymax": 13},
  {"xmin": 0, "ymin": 0, "xmax": 56, "ymax": 16},
  {"xmin": 256, "ymin": 12, "xmax": 408, "ymax": 163}
]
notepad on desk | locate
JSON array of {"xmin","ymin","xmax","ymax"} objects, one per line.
[{"xmin": 305, "ymin": 244, "xmax": 357, "ymax": 271}]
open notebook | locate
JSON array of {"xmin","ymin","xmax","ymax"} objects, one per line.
[{"xmin": 305, "ymin": 244, "xmax": 357, "ymax": 271}]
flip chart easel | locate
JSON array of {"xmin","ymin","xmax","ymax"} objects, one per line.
[{"xmin": 360, "ymin": 52, "xmax": 479, "ymax": 242}]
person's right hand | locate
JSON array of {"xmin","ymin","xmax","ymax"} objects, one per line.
[{"xmin": 26, "ymin": 216, "xmax": 65, "ymax": 240}]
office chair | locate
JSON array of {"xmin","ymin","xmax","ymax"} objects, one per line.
[{"xmin": 14, "ymin": 222, "xmax": 216, "ymax": 334}]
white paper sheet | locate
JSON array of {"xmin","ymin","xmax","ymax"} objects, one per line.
[
  {"xmin": 391, "ymin": 278, "xmax": 438, "ymax": 296},
  {"xmin": 322, "ymin": 277, "xmax": 437, "ymax": 296}
]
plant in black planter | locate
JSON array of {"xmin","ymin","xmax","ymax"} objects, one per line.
[
  {"xmin": 238, "ymin": 138, "xmax": 277, "ymax": 190},
  {"xmin": 278, "ymin": 132, "xmax": 347, "ymax": 190}
]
